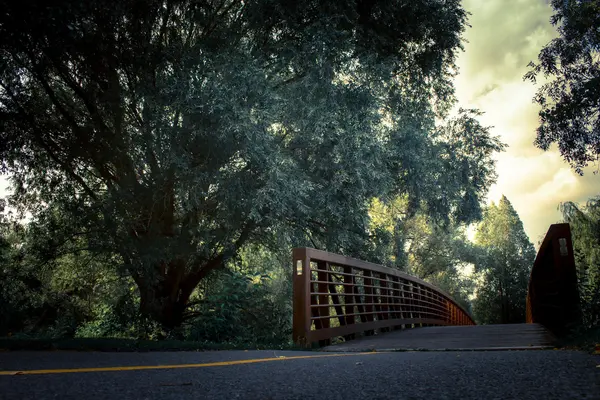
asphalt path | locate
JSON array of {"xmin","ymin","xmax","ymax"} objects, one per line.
[{"xmin": 0, "ymin": 349, "xmax": 599, "ymax": 399}]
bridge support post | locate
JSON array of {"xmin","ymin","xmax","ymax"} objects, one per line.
[
  {"xmin": 526, "ymin": 223, "xmax": 581, "ymax": 337},
  {"xmin": 292, "ymin": 248, "xmax": 312, "ymax": 348}
]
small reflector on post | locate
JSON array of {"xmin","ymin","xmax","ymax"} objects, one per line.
[
  {"xmin": 296, "ymin": 260, "xmax": 303, "ymax": 275},
  {"xmin": 559, "ymin": 238, "xmax": 568, "ymax": 256}
]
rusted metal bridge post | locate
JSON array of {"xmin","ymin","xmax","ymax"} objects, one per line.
[{"xmin": 526, "ymin": 223, "xmax": 581, "ymax": 337}]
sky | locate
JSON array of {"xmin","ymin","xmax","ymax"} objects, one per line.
[
  {"xmin": 455, "ymin": 0, "xmax": 600, "ymax": 247},
  {"xmin": 0, "ymin": 0, "xmax": 598, "ymax": 248}
]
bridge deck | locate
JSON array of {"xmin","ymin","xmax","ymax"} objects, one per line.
[{"xmin": 321, "ymin": 323, "xmax": 556, "ymax": 352}]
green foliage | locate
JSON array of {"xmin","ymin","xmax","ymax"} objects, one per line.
[
  {"xmin": 0, "ymin": 204, "xmax": 157, "ymax": 339},
  {"xmin": 560, "ymin": 199, "xmax": 600, "ymax": 329},
  {"xmin": 364, "ymin": 196, "xmax": 479, "ymax": 313},
  {"xmin": 0, "ymin": 208, "xmax": 75, "ymax": 337},
  {"xmin": 407, "ymin": 222, "xmax": 475, "ymax": 280},
  {"xmin": 428, "ymin": 268, "xmax": 476, "ymax": 315},
  {"xmin": 426, "ymin": 108, "xmax": 506, "ymax": 224},
  {"xmin": 525, "ymin": 0, "xmax": 600, "ymax": 174},
  {"xmin": 0, "ymin": 0, "xmax": 504, "ymax": 328},
  {"xmin": 1, "ymin": 201, "xmax": 294, "ymax": 344},
  {"xmin": 472, "ymin": 196, "xmax": 536, "ymax": 324},
  {"xmin": 407, "ymin": 222, "xmax": 478, "ymax": 314},
  {"xmin": 187, "ymin": 268, "xmax": 291, "ymax": 346},
  {"xmin": 0, "ymin": 219, "xmax": 44, "ymax": 336}
]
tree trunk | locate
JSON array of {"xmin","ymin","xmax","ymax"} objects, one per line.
[
  {"xmin": 127, "ymin": 190, "xmax": 250, "ymax": 329},
  {"xmin": 134, "ymin": 257, "xmax": 224, "ymax": 330},
  {"xmin": 138, "ymin": 280, "xmax": 189, "ymax": 330}
]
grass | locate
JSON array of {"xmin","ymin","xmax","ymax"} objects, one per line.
[{"xmin": 0, "ymin": 337, "xmax": 311, "ymax": 352}]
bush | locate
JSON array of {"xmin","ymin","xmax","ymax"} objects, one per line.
[{"xmin": 186, "ymin": 269, "xmax": 292, "ymax": 345}]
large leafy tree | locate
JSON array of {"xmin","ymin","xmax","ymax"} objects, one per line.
[
  {"xmin": 0, "ymin": 0, "xmax": 501, "ymax": 328},
  {"xmin": 473, "ymin": 196, "xmax": 536, "ymax": 324},
  {"xmin": 525, "ymin": 0, "xmax": 600, "ymax": 174}
]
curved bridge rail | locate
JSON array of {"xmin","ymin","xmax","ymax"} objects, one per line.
[
  {"xmin": 526, "ymin": 223, "xmax": 580, "ymax": 337},
  {"xmin": 292, "ymin": 248, "xmax": 475, "ymax": 347}
]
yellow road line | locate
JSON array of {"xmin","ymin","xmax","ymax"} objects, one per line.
[{"xmin": 0, "ymin": 352, "xmax": 381, "ymax": 376}]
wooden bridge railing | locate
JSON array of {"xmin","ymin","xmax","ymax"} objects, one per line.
[
  {"xmin": 292, "ymin": 247, "xmax": 475, "ymax": 347},
  {"xmin": 526, "ymin": 223, "xmax": 581, "ymax": 337}
]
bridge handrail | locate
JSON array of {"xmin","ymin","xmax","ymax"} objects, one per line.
[
  {"xmin": 526, "ymin": 223, "xmax": 580, "ymax": 336},
  {"xmin": 292, "ymin": 247, "xmax": 476, "ymax": 347}
]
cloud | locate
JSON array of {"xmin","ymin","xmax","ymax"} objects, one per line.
[
  {"xmin": 472, "ymin": 82, "xmax": 543, "ymax": 157},
  {"xmin": 457, "ymin": 0, "xmax": 556, "ymax": 95},
  {"xmin": 456, "ymin": 0, "xmax": 600, "ymax": 246}
]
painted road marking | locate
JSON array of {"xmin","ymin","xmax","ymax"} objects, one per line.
[{"xmin": 0, "ymin": 352, "xmax": 382, "ymax": 376}]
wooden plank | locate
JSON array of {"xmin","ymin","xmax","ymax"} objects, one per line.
[
  {"xmin": 307, "ymin": 318, "xmax": 448, "ymax": 342},
  {"xmin": 321, "ymin": 324, "xmax": 557, "ymax": 351},
  {"xmin": 363, "ymin": 270, "xmax": 375, "ymax": 336}
]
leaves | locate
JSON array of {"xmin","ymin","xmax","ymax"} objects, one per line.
[
  {"xmin": 472, "ymin": 196, "xmax": 536, "ymax": 324},
  {"xmin": 0, "ymin": 0, "xmax": 502, "ymax": 328},
  {"xmin": 525, "ymin": 0, "xmax": 600, "ymax": 174},
  {"xmin": 560, "ymin": 198, "xmax": 600, "ymax": 330},
  {"xmin": 187, "ymin": 265, "xmax": 291, "ymax": 345}
]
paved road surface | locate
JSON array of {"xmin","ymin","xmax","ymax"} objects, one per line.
[
  {"xmin": 0, "ymin": 350, "xmax": 598, "ymax": 399},
  {"xmin": 323, "ymin": 324, "xmax": 556, "ymax": 352}
]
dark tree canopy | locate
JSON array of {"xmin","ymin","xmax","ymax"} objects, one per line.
[
  {"xmin": 525, "ymin": 0, "xmax": 600, "ymax": 174},
  {"xmin": 0, "ymin": 0, "xmax": 502, "ymax": 328}
]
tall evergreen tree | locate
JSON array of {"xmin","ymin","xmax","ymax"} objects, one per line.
[{"xmin": 473, "ymin": 195, "xmax": 536, "ymax": 324}]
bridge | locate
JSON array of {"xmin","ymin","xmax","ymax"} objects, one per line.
[
  {"xmin": 292, "ymin": 223, "xmax": 581, "ymax": 351},
  {"xmin": 1, "ymin": 223, "xmax": 597, "ymax": 400}
]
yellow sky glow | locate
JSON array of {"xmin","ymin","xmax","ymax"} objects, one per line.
[{"xmin": 456, "ymin": 0, "xmax": 600, "ymax": 246}]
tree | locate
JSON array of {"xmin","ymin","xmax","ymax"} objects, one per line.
[
  {"xmin": 560, "ymin": 198, "xmax": 600, "ymax": 328},
  {"xmin": 0, "ymin": 0, "xmax": 501, "ymax": 329},
  {"xmin": 406, "ymin": 221, "xmax": 478, "ymax": 313},
  {"xmin": 360, "ymin": 107, "xmax": 505, "ymax": 268},
  {"xmin": 365, "ymin": 194, "xmax": 480, "ymax": 312},
  {"xmin": 524, "ymin": 0, "xmax": 600, "ymax": 175},
  {"xmin": 0, "ymin": 201, "xmax": 145, "ymax": 338},
  {"xmin": 473, "ymin": 196, "xmax": 536, "ymax": 324}
]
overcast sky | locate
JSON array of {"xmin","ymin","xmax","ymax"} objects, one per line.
[
  {"xmin": 1, "ymin": 0, "xmax": 598, "ymax": 248},
  {"xmin": 455, "ymin": 0, "xmax": 600, "ymax": 246}
]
